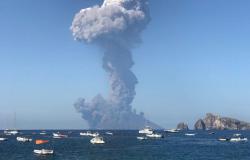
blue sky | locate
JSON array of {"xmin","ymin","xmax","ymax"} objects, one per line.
[{"xmin": 0, "ymin": 0, "xmax": 250, "ymax": 129}]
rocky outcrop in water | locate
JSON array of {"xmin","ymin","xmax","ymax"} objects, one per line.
[
  {"xmin": 194, "ymin": 113, "xmax": 250, "ymax": 130},
  {"xmin": 176, "ymin": 122, "xmax": 189, "ymax": 130},
  {"xmin": 194, "ymin": 119, "xmax": 206, "ymax": 130}
]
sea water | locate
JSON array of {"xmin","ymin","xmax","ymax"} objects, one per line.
[{"xmin": 0, "ymin": 130, "xmax": 250, "ymax": 160}]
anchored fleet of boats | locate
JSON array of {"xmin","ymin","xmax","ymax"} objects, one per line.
[{"xmin": 0, "ymin": 126, "xmax": 249, "ymax": 156}]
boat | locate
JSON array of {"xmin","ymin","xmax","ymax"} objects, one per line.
[
  {"xmin": 185, "ymin": 133, "xmax": 196, "ymax": 136},
  {"xmin": 233, "ymin": 133, "xmax": 242, "ymax": 137},
  {"xmin": 105, "ymin": 131, "xmax": 113, "ymax": 135},
  {"xmin": 53, "ymin": 132, "xmax": 68, "ymax": 139},
  {"xmin": 146, "ymin": 133, "xmax": 163, "ymax": 138},
  {"xmin": 16, "ymin": 137, "xmax": 32, "ymax": 142},
  {"xmin": 4, "ymin": 129, "xmax": 19, "ymax": 135},
  {"xmin": 34, "ymin": 149, "xmax": 54, "ymax": 155},
  {"xmin": 80, "ymin": 131, "xmax": 99, "ymax": 137},
  {"xmin": 218, "ymin": 138, "xmax": 230, "ymax": 141},
  {"xmin": 139, "ymin": 126, "xmax": 153, "ymax": 134},
  {"xmin": 165, "ymin": 129, "xmax": 179, "ymax": 133},
  {"xmin": 0, "ymin": 138, "xmax": 7, "ymax": 141},
  {"xmin": 80, "ymin": 131, "xmax": 92, "ymax": 136},
  {"xmin": 137, "ymin": 136, "xmax": 147, "ymax": 140},
  {"xmin": 90, "ymin": 136, "xmax": 105, "ymax": 144},
  {"xmin": 40, "ymin": 131, "xmax": 47, "ymax": 135},
  {"xmin": 35, "ymin": 139, "xmax": 49, "ymax": 145},
  {"xmin": 209, "ymin": 132, "xmax": 215, "ymax": 135},
  {"xmin": 230, "ymin": 137, "xmax": 248, "ymax": 142}
]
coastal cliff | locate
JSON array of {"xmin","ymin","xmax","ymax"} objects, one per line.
[{"xmin": 194, "ymin": 113, "xmax": 250, "ymax": 130}]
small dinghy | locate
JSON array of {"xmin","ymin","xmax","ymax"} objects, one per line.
[{"xmin": 34, "ymin": 149, "xmax": 54, "ymax": 155}]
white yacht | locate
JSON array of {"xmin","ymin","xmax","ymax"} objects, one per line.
[
  {"xmin": 4, "ymin": 129, "xmax": 19, "ymax": 135},
  {"xmin": 80, "ymin": 131, "xmax": 99, "ymax": 137},
  {"xmin": 34, "ymin": 149, "xmax": 54, "ymax": 155},
  {"xmin": 165, "ymin": 129, "xmax": 179, "ymax": 133},
  {"xmin": 230, "ymin": 137, "xmax": 248, "ymax": 142},
  {"xmin": 90, "ymin": 136, "xmax": 105, "ymax": 144},
  {"xmin": 80, "ymin": 131, "xmax": 92, "ymax": 136},
  {"xmin": 139, "ymin": 126, "xmax": 153, "ymax": 134},
  {"xmin": 146, "ymin": 133, "xmax": 163, "ymax": 138},
  {"xmin": 53, "ymin": 132, "xmax": 68, "ymax": 139},
  {"xmin": 0, "ymin": 138, "xmax": 7, "ymax": 141},
  {"xmin": 17, "ymin": 137, "xmax": 32, "ymax": 142}
]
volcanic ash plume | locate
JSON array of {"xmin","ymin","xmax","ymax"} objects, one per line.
[{"xmin": 71, "ymin": 0, "xmax": 159, "ymax": 129}]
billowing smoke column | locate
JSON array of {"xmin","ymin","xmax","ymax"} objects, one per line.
[{"xmin": 71, "ymin": 0, "xmax": 159, "ymax": 129}]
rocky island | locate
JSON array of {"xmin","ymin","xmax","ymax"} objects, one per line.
[
  {"xmin": 176, "ymin": 122, "xmax": 189, "ymax": 130},
  {"xmin": 194, "ymin": 113, "xmax": 250, "ymax": 130}
]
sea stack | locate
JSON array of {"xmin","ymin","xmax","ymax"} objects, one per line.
[
  {"xmin": 176, "ymin": 122, "xmax": 189, "ymax": 130},
  {"xmin": 194, "ymin": 113, "xmax": 250, "ymax": 130}
]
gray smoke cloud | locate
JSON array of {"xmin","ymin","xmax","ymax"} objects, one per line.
[{"xmin": 71, "ymin": 0, "xmax": 160, "ymax": 129}]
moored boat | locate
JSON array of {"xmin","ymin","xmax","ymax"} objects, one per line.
[
  {"xmin": 53, "ymin": 132, "xmax": 68, "ymax": 139},
  {"xmin": 4, "ymin": 129, "xmax": 19, "ymax": 136},
  {"xmin": 34, "ymin": 149, "xmax": 54, "ymax": 155},
  {"xmin": 139, "ymin": 126, "xmax": 153, "ymax": 134},
  {"xmin": 165, "ymin": 129, "xmax": 179, "ymax": 133},
  {"xmin": 146, "ymin": 133, "xmax": 163, "ymax": 138},
  {"xmin": 16, "ymin": 137, "xmax": 32, "ymax": 142},
  {"xmin": 0, "ymin": 138, "xmax": 8, "ymax": 141},
  {"xmin": 185, "ymin": 133, "xmax": 196, "ymax": 136},
  {"xmin": 230, "ymin": 137, "xmax": 248, "ymax": 142},
  {"xmin": 90, "ymin": 136, "xmax": 105, "ymax": 144}
]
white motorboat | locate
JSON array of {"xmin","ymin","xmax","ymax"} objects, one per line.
[
  {"xmin": 165, "ymin": 129, "xmax": 179, "ymax": 133},
  {"xmin": 105, "ymin": 131, "xmax": 113, "ymax": 135},
  {"xmin": 0, "ymin": 138, "xmax": 7, "ymax": 141},
  {"xmin": 80, "ymin": 131, "xmax": 92, "ymax": 136},
  {"xmin": 137, "ymin": 136, "xmax": 147, "ymax": 140},
  {"xmin": 40, "ymin": 131, "xmax": 47, "ymax": 135},
  {"xmin": 218, "ymin": 138, "xmax": 230, "ymax": 141},
  {"xmin": 34, "ymin": 149, "xmax": 54, "ymax": 155},
  {"xmin": 139, "ymin": 126, "xmax": 153, "ymax": 134},
  {"xmin": 230, "ymin": 137, "xmax": 248, "ymax": 142},
  {"xmin": 80, "ymin": 131, "xmax": 99, "ymax": 137},
  {"xmin": 90, "ymin": 136, "xmax": 105, "ymax": 144},
  {"xmin": 146, "ymin": 133, "xmax": 163, "ymax": 138},
  {"xmin": 185, "ymin": 133, "xmax": 196, "ymax": 136},
  {"xmin": 53, "ymin": 132, "xmax": 68, "ymax": 139},
  {"xmin": 4, "ymin": 129, "xmax": 19, "ymax": 135},
  {"xmin": 17, "ymin": 137, "xmax": 32, "ymax": 142}
]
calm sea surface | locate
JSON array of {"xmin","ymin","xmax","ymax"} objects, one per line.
[{"xmin": 0, "ymin": 130, "xmax": 250, "ymax": 160}]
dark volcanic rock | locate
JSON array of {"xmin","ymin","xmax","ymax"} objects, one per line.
[
  {"xmin": 195, "ymin": 113, "xmax": 250, "ymax": 130},
  {"xmin": 194, "ymin": 119, "xmax": 206, "ymax": 130},
  {"xmin": 176, "ymin": 122, "xmax": 189, "ymax": 130}
]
